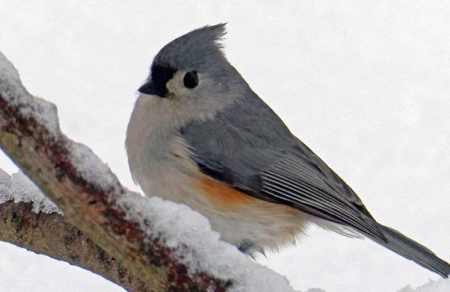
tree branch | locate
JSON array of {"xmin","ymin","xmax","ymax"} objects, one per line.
[
  {"xmin": 0, "ymin": 199, "xmax": 151, "ymax": 292},
  {"xmin": 0, "ymin": 51, "xmax": 229, "ymax": 291}
]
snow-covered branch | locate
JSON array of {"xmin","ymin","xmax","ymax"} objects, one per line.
[
  {"xmin": 398, "ymin": 279, "xmax": 450, "ymax": 292},
  {"xmin": 0, "ymin": 51, "xmax": 297, "ymax": 291},
  {"xmin": 0, "ymin": 171, "xmax": 152, "ymax": 291}
]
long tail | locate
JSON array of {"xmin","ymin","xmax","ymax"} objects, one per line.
[{"xmin": 371, "ymin": 224, "xmax": 450, "ymax": 278}]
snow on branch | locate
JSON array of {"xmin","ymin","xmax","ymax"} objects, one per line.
[
  {"xmin": 0, "ymin": 170, "xmax": 152, "ymax": 291},
  {"xmin": 398, "ymin": 279, "xmax": 450, "ymax": 292},
  {"xmin": 0, "ymin": 51, "xmax": 297, "ymax": 291}
]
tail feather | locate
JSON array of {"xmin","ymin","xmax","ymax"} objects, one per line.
[{"xmin": 373, "ymin": 224, "xmax": 450, "ymax": 278}]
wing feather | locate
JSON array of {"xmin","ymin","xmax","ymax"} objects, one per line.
[
  {"xmin": 261, "ymin": 160, "xmax": 384, "ymax": 240},
  {"xmin": 188, "ymin": 145, "xmax": 385, "ymax": 241}
]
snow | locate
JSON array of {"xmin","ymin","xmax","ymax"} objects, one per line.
[
  {"xmin": 0, "ymin": 51, "xmax": 60, "ymax": 134},
  {"xmin": 0, "ymin": 50, "xmax": 118, "ymax": 192},
  {"xmin": 69, "ymin": 142, "xmax": 120, "ymax": 191},
  {"xmin": 0, "ymin": 169, "xmax": 60, "ymax": 214},
  {"xmin": 118, "ymin": 194, "xmax": 298, "ymax": 292},
  {"xmin": 398, "ymin": 279, "xmax": 450, "ymax": 292},
  {"xmin": 0, "ymin": 51, "xmax": 21, "ymax": 92},
  {"xmin": 0, "ymin": 169, "xmax": 11, "ymax": 197}
]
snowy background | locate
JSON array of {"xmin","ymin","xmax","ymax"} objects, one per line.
[{"xmin": 1, "ymin": 1, "xmax": 449, "ymax": 292}]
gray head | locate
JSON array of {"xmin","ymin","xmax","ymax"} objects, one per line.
[
  {"xmin": 138, "ymin": 24, "xmax": 249, "ymax": 121},
  {"xmin": 154, "ymin": 24, "xmax": 227, "ymax": 76}
]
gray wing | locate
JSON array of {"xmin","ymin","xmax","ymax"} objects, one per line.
[
  {"xmin": 180, "ymin": 97, "xmax": 385, "ymax": 241},
  {"xmin": 180, "ymin": 97, "xmax": 450, "ymax": 278}
]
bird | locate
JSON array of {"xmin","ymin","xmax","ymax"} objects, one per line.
[{"xmin": 126, "ymin": 23, "xmax": 450, "ymax": 278}]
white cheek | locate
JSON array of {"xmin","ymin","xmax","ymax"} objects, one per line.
[{"xmin": 166, "ymin": 71, "xmax": 187, "ymax": 97}]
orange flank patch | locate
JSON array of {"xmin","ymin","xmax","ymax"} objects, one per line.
[
  {"xmin": 191, "ymin": 174, "xmax": 297, "ymax": 215},
  {"xmin": 192, "ymin": 174, "xmax": 256, "ymax": 209}
]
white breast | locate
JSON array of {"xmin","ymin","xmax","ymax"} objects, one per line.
[{"xmin": 126, "ymin": 95, "xmax": 192, "ymax": 203}]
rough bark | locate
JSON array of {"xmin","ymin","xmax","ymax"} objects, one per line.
[
  {"xmin": 0, "ymin": 200, "xmax": 153, "ymax": 292},
  {"xmin": 0, "ymin": 52, "xmax": 229, "ymax": 291}
]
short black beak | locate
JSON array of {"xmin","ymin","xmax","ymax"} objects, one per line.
[{"xmin": 138, "ymin": 80, "xmax": 167, "ymax": 98}]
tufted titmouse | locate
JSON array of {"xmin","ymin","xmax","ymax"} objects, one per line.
[{"xmin": 126, "ymin": 24, "xmax": 450, "ymax": 277}]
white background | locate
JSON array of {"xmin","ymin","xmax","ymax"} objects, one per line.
[{"xmin": 1, "ymin": 1, "xmax": 449, "ymax": 291}]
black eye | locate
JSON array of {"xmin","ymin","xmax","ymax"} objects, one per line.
[{"xmin": 183, "ymin": 71, "xmax": 199, "ymax": 89}]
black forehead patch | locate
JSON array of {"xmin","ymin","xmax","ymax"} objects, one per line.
[{"xmin": 151, "ymin": 66, "xmax": 176, "ymax": 86}]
